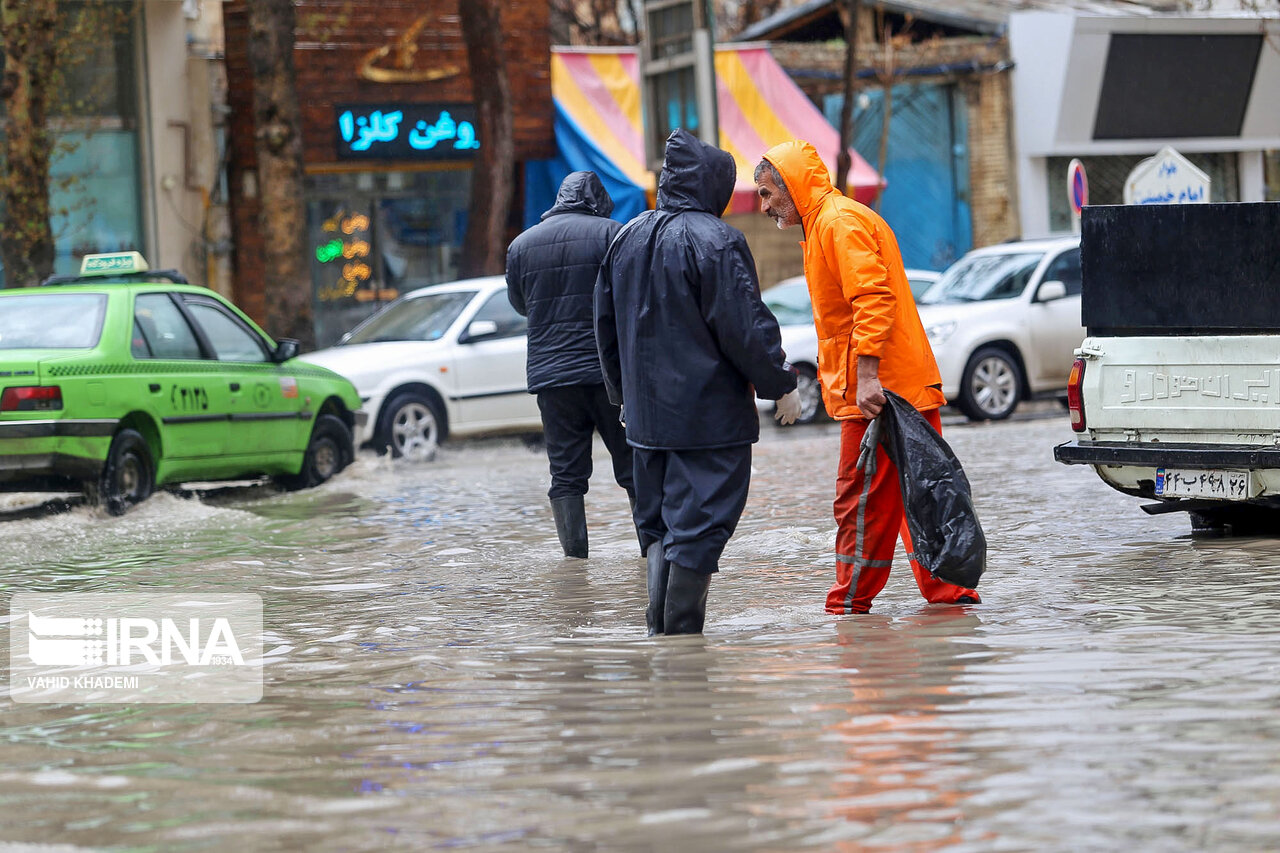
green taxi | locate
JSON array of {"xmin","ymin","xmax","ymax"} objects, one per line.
[{"xmin": 0, "ymin": 252, "xmax": 366, "ymax": 514}]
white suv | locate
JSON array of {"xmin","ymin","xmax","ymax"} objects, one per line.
[{"xmin": 918, "ymin": 236, "xmax": 1083, "ymax": 420}]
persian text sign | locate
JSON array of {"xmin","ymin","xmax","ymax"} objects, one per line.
[
  {"xmin": 10, "ymin": 593, "xmax": 263, "ymax": 704},
  {"xmin": 1123, "ymin": 146, "xmax": 1210, "ymax": 205},
  {"xmin": 335, "ymin": 103, "xmax": 480, "ymax": 161}
]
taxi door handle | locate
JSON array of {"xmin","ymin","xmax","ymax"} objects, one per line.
[
  {"xmin": 229, "ymin": 382, "xmax": 241, "ymax": 392},
  {"xmin": 148, "ymin": 383, "xmax": 161, "ymax": 393}
]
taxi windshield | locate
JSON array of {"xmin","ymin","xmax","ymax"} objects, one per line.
[
  {"xmin": 0, "ymin": 293, "xmax": 107, "ymax": 349},
  {"xmin": 344, "ymin": 290, "xmax": 476, "ymax": 344},
  {"xmin": 919, "ymin": 252, "xmax": 1043, "ymax": 304}
]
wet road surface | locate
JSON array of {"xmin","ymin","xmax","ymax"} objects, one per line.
[{"xmin": 2, "ymin": 406, "xmax": 1279, "ymax": 851}]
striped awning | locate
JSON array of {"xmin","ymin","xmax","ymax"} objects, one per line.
[{"xmin": 550, "ymin": 45, "xmax": 882, "ymax": 214}]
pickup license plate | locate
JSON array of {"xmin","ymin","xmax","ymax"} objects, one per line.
[{"xmin": 1155, "ymin": 468, "xmax": 1252, "ymax": 501}]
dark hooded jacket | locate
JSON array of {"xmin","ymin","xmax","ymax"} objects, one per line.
[
  {"xmin": 594, "ymin": 129, "xmax": 796, "ymax": 450},
  {"xmin": 506, "ymin": 171, "xmax": 622, "ymax": 392}
]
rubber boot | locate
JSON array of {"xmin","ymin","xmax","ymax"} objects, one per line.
[
  {"xmin": 663, "ymin": 564, "xmax": 711, "ymax": 635},
  {"xmin": 550, "ymin": 495, "xmax": 588, "ymax": 558},
  {"xmin": 645, "ymin": 542, "xmax": 670, "ymax": 636}
]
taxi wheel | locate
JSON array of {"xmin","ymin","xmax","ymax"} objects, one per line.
[
  {"xmin": 96, "ymin": 429, "xmax": 155, "ymax": 516},
  {"xmin": 379, "ymin": 392, "xmax": 443, "ymax": 462},
  {"xmin": 275, "ymin": 414, "xmax": 353, "ymax": 491}
]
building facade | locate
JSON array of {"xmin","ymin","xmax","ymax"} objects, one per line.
[
  {"xmin": 0, "ymin": 0, "xmax": 228, "ymax": 291},
  {"xmin": 1009, "ymin": 10, "xmax": 1280, "ymax": 237},
  {"xmin": 222, "ymin": 1, "xmax": 555, "ymax": 347}
]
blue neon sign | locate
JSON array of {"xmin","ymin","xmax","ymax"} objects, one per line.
[{"xmin": 335, "ymin": 104, "xmax": 481, "ymax": 161}]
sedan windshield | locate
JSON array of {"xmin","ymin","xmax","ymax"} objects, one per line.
[
  {"xmin": 918, "ymin": 252, "xmax": 1043, "ymax": 304},
  {"xmin": 344, "ymin": 290, "xmax": 476, "ymax": 344},
  {"xmin": 763, "ymin": 281, "xmax": 813, "ymax": 326},
  {"xmin": 0, "ymin": 293, "xmax": 107, "ymax": 349}
]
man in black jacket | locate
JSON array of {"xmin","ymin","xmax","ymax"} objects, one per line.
[
  {"xmin": 507, "ymin": 171, "xmax": 635, "ymax": 559},
  {"xmin": 595, "ymin": 129, "xmax": 802, "ymax": 635}
]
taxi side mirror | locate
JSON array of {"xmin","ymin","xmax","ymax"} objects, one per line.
[
  {"xmin": 272, "ymin": 338, "xmax": 300, "ymax": 363},
  {"xmin": 1036, "ymin": 280, "xmax": 1068, "ymax": 302}
]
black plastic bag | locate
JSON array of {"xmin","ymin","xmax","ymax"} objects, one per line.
[{"xmin": 858, "ymin": 390, "xmax": 986, "ymax": 589}]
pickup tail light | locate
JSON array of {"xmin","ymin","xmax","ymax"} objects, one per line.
[
  {"xmin": 1066, "ymin": 358, "xmax": 1085, "ymax": 432},
  {"xmin": 0, "ymin": 385, "xmax": 63, "ymax": 412}
]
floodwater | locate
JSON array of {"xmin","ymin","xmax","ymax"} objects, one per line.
[{"xmin": 2, "ymin": 409, "xmax": 1280, "ymax": 852}]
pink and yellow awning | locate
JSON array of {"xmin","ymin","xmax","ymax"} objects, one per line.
[{"xmin": 551, "ymin": 46, "xmax": 882, "ymax": 214}]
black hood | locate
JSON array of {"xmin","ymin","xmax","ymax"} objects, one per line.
[
  {"xmin": 541, "ymin": 170, "xmax": 614, "ymax": 220},
  {"xmin": 655, "ymin": 128, "xmax": 736, "ymax": 216}
]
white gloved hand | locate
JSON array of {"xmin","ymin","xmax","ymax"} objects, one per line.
[{"xmin": 775, "ymin": 389, "xmax": 802, "ymax": 425}]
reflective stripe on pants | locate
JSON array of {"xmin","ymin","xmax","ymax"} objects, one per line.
[{"xmin": 825, "ymin": 410, "xmax": 980, "ymax": 613}]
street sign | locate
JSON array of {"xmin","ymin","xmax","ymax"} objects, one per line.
[
  {"xmin": 1123, "ymin": 147, "xmax": 1210, "ymax": 205},
  {"xmin": 1067, "ymin": 159, "xmax": 1088, "ymax": 217}
]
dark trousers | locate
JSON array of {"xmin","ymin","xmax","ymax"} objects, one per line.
[
  {"xmin": 632, "ymin": 444, "xmax": 752, "ymax": 575},
  {"xmin": 537, "ymin": 384, "xmax": 634, "ymax": 500}
]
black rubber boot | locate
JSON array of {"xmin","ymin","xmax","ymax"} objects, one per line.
[
  {"xmin": 645, "ymin": 542, "xmax": 670, "ymax": 636},
  {"xmin": 663, "ymin": 564, "xmax": 711, "ymax": 635},
  {"xmin": 550, "ymin": 495, "xmax": 589, "ymax": 558}
]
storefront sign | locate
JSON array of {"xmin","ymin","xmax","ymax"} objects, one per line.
[{"xmin": 335, "ymin": 104, "xmax": 480, "ymax": 161}]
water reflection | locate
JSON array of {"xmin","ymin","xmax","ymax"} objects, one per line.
[{"xmin": 1, "ymin": 416, "xmax": 1279, "ymax": 850}]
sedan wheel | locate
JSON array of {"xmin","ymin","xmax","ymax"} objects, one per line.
[
  {"xmin": 381, "ymin": 392, "xmax": 443, "ymax": 461},
  {"xmin": 777, "ymin": 364, "xmax": 826, "ymax": 426},
  {"xmin": 958, "ymin": 346, "xmax": 1022, "ymax": 421}
]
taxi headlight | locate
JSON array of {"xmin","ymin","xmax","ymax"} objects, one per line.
[{"xmin": 925, "ymin": 320, "xmax": 957, "ymax": 345}]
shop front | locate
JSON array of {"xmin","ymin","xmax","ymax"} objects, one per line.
[{"xmin": 223, "ymin": 1, "xmax": 553, "ymax": 346}]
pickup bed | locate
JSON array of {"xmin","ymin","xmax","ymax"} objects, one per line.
[{"xmin": 1054, "ymin": 202, "xmax": 1280, "ymax": 535}]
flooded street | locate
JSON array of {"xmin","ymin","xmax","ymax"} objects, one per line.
[{"xmin": 3, "ymin": 408, "xmax": 1280, "ymax": 852}]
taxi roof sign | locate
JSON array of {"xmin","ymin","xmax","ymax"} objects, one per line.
[{"xmin": 80, "ymin": 251, "xmax": 149, "ymax": 276}]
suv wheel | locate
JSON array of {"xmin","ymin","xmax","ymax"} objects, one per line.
[{"xmin": 957, "ymin": 346, "xmax": 1022, "ymax": 421}]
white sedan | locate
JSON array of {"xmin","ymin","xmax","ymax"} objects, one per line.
[{"xmin": 302, "ymin": 277, "xmax": 541, "ymax": 460}]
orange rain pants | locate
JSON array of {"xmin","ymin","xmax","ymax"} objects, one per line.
[{"xmin": 826, "ymin": 410, "xmax": 981, "ymax": 614}]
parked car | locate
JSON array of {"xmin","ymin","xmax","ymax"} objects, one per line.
[
  {"xmin": 917, "ymin": 235, "xmax": 1082, "ymax": 420},
  {"xmin": 302, "ymin": 277, "xmax": 541, "ymax": 461},
  {"xmin": 0, "ymin": 252, "xmax": 365, "ymax": 514},
  {"xmin": 760, "ymin": 269, "xmax": 944, "ymax": 425}
]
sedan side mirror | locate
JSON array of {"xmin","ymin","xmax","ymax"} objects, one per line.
[
  {"xmin": 460, "ymin": 320, "xmax": 499, "ymax": 343},
  {"xmin": 1036, "ymin": 280, "xmax": 1067, "ymax": 302},
  {"xmin": 272, "ymin": 338, "xmax": 300, "ymax": 363}
]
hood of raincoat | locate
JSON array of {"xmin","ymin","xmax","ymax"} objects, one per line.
[
  {"xmin": 541, "ymin": 170, "xmax": 615, "ymax": 220},
  {"xmin": 656, "ymin": 128, "xmax": 736, "ymax": 216},
  {"xmin": 762, "ymin": 139, "xmax": 838, "ymax": 224}
]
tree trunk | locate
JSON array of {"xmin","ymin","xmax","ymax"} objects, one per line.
[
  {"xmin": 0, "ymin": 0, "xmax": 59, "ymax": 288},
  {"xmin": 834, "ymin": 0, "xmax": 859, "ymax": 194},
  {"xmin": 247, "ymin": 0, "xmax": 313, "ymax": 348},
  {"xmin": 459, "ymin": 0, "xmax": 515, "ymax": 279}
]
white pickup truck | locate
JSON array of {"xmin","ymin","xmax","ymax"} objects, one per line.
[{"xmin": 1054, "ymin": 202, "xmax": 1280, "ymax": 536}]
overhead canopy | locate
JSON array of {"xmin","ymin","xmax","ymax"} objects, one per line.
[{"xmin": 525, "ymin": 45, "xmax": 882, "ymax": 226}]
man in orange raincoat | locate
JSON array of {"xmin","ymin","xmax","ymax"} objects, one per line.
[{"xmin": 755, "ymin": 140, "xmax": 979, "ymax": 613}]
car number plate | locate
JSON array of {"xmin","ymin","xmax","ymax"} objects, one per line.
[{"xmin": 1155, "ymin": 468, "xmax": 1252, "ymax": 501}]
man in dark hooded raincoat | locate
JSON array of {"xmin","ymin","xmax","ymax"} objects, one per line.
[
  {"xmin": 595, "ymin": 129, "xmax": 802, "ymax": 636},
  {"xmin": 507, "ymin": 171, "xmax": 636, "ymax": 559}
]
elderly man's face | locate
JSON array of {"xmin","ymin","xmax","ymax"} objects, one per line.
[{"xmin": 756, "ymin": 170, "xmax": 801, "ymax": 230}]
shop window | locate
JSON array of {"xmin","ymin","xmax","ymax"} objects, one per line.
[{"xmin": 306, "ymin": 168, "xmax": 473, "ymax": 348}]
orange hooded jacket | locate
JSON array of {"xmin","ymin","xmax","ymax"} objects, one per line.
[{"xmin": 763, "ymin": 140, "xmax": 945, "ymax": 419}]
